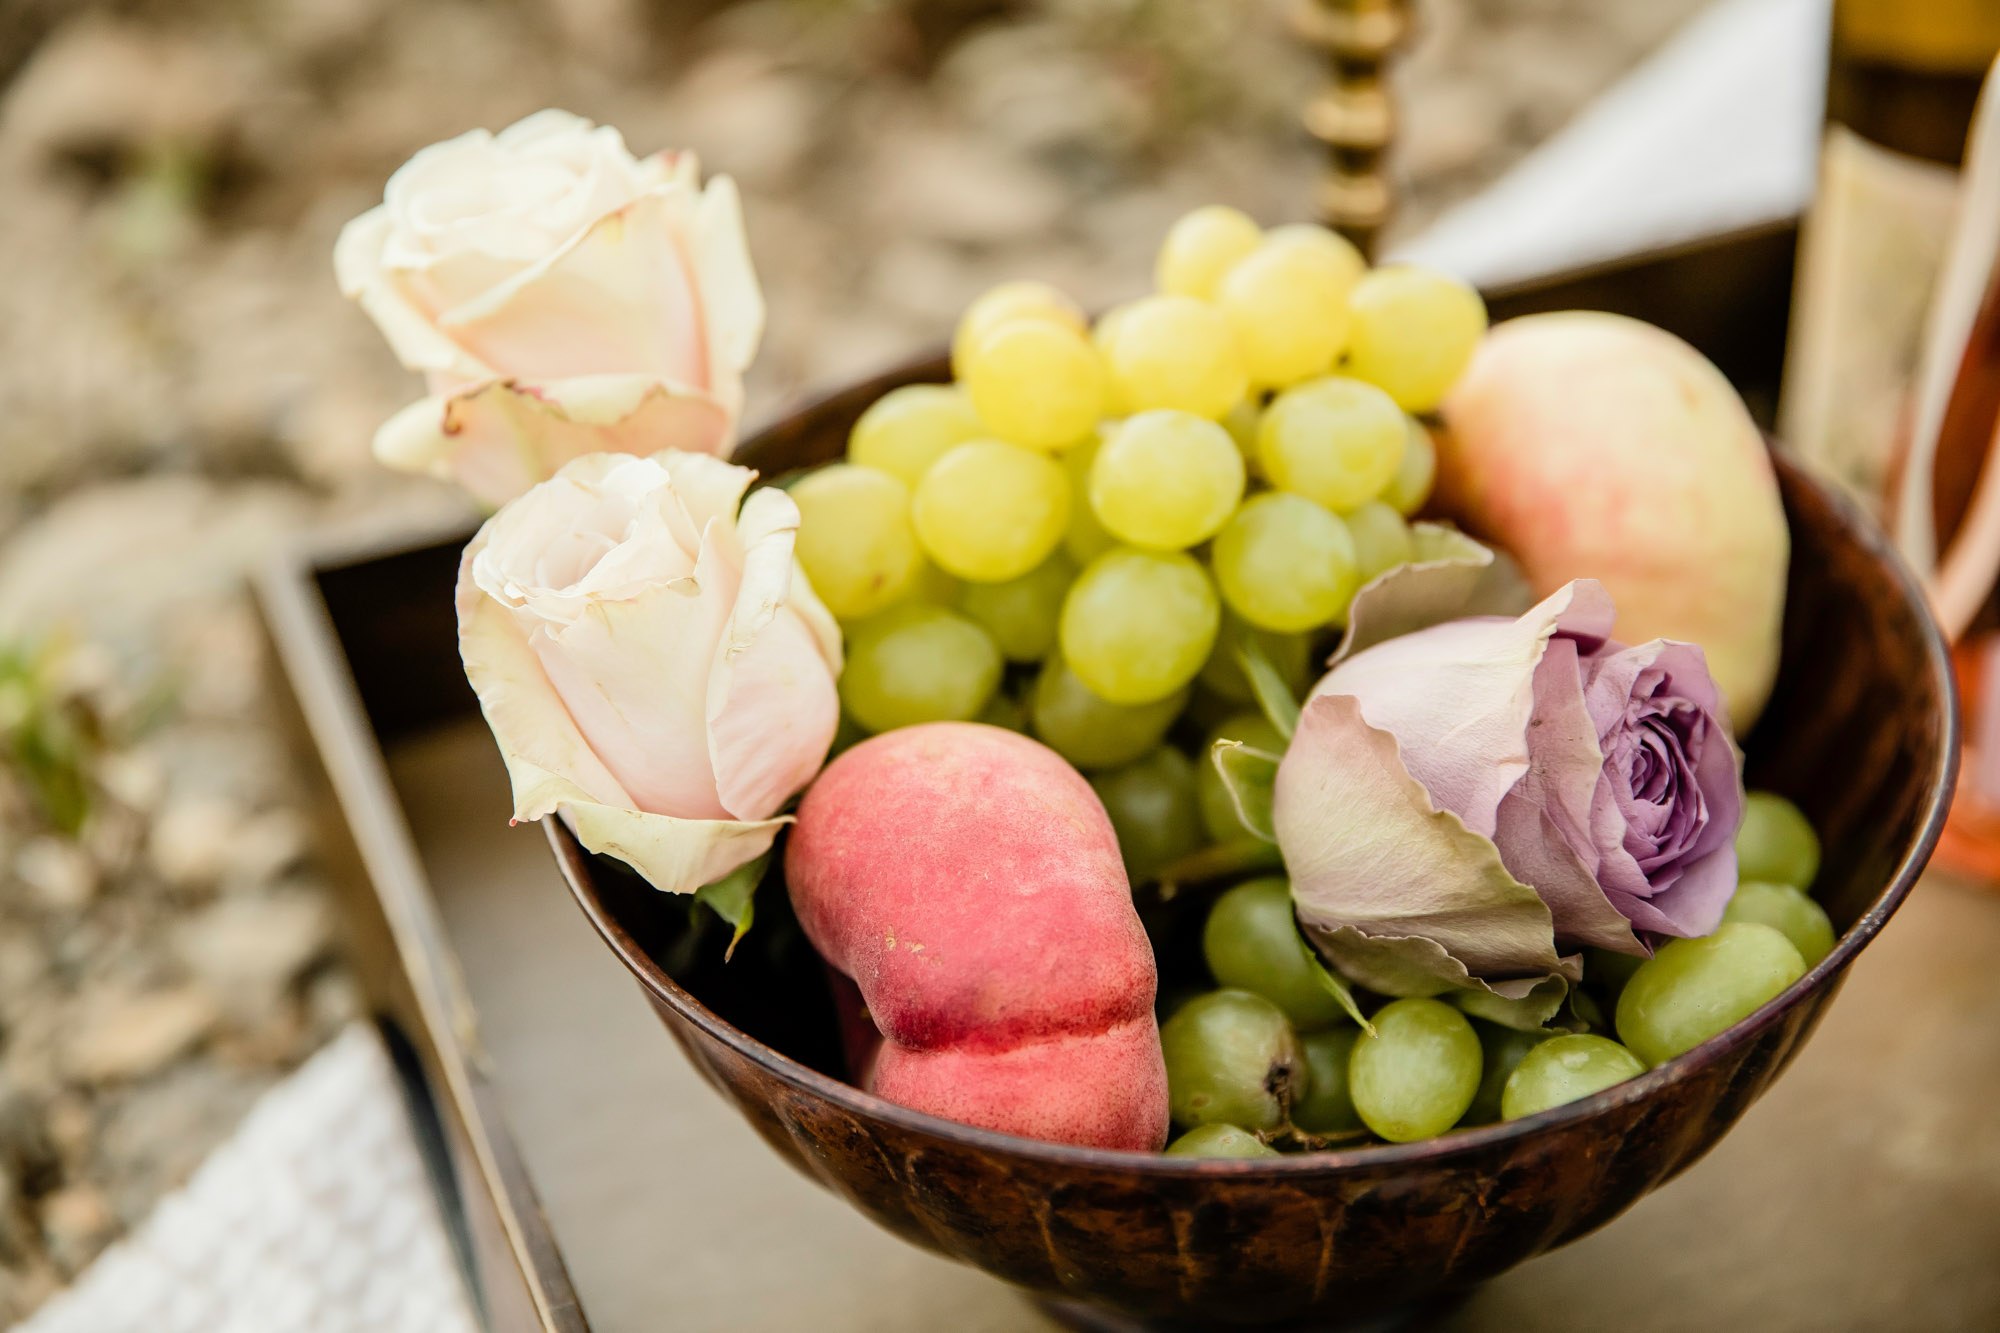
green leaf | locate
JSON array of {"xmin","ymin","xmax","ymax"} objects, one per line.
[
  {"xmin": 1209, "ymin": 740, "xmax": 1279, "ymax": 842},
  {"xmin": 695, "ymin": 852, "xmax": 768, "ymax": 961},
  {"xmin": 1295, "ymin": 932, "xmax": 1374, "ymax": 1035},
  {"xmin": 1236, "ymin": 638, "xmax": 1300, "ymax": 742}
]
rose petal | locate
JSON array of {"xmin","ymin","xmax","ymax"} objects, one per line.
[
  {"xmin": 1304, "ymin": 925, "xmax": 1578, "ymax": 1030},
  {"xmin": 335, "ymin": 207, "xmax": 495, "ymax": 384},
  {"xmin": 1311, "ymin": 580, "xmax": 1616, "ymax": 838},
  {"xmin": 706, "ymin": 487, "xmax": 841, "ymax": 819},
  {"xmin": 455, "ymin": 533, "xmax": 632, "ymax": 819},
  {"xmin": 373, "ymin": 378, "xmax": 732, "ymax": 508},
  {"xmin": 1277, "ymin": 693, "xmax": 1565, "ymax": 981},
  {"xmin": 1331, "ymin": 523, "xmax": 1535, "ymax": 665},
  {"xmin": 561, "ymin": 802, "xmax": 786, "ymax": 899},
  {"xmin": 439, "ymin": 189, "xmax": 710, "ymax": 386},
  {"xmin": 1491, "ymin": 635, "xmax": 1647, "ymax": 954}
]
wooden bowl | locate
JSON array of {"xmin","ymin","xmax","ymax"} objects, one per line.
[{"xmin": 549, "ymin": 358, "xmax": 1958, "ymax": 1328}]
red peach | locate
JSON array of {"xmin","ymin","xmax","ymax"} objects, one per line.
[{"xmin": 786, "ymin": 722, "xmax": 1168, "ymax": 1151}]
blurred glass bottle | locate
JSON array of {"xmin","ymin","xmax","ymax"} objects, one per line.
[{"xmin": 1822, "ymin": 3, "xmax": 2000, "ymax": 880}]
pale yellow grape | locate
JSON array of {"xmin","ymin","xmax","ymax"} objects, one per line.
[
  {"xmin": 1344, "ymin": 265, "xmax": 1488, "ymax": 412},
  {"xmin": 1062, "ymin": 436, "xmax": 1119, "ymax": 565},
  {"xmin": 961, "ymin": 318, "xmax": 1105, "ymax": 451},
  {"xmin": 898, "ymin": 558, "xmax": 962, "ymax": 608},
  {"xmin": 1217, "ymin": 239, "xmax": 1357, "ymax": 388},
  {"xmin": 956, "ymin": 551, "xmax": 1075, "ymax": 662},
  {"xmin": 1060, "ymin": 549, "xmax": 1220, "ymax": 704},
  {"xmin": 912, "ymin": 440, "xmax": 1070, "ymax": 582},
  {"xmin": 841, "ymin": 604, "xmax": 1002, "ymax": 734},
  {"xmin": 1258, "ymin": 376, "xmax": 1407, "ymax": 512},
  {"xmin": 1220, "ymin": 399, "xmax": 1261, "ymax": 473},
  {"xmin": 1090, "ymin": 411, "xmax": 1245, "ymax": 550},
  {"xmin": 1343, "ymin": 500, "xmax": 1415, "ymax": 583},
  {"xmin": 1031, "ymin": 659, "xmax": 1186, "ymax": 770},
  {"xmin": 1212, "ymin": 492, "xmax": 1361, "ymax": 632},
  {"xmin": 1155, "ymin": 205, "xmax": 1263, "ymax": 300},
  {"xmin": 950, "ymin": 280, "xmax": 1085, "ymax": 380},
  {"xmin": 1103, "ymin": 295, "xmax": 1248, "ymax": 421},
  {"xmin": 1382, "ymin": 418, "xmax": 1436, "ymax": 516},
  {"xmin": 790, "ymin": 464, "xmax": 921, "ymax": 621},
  {"xmin": 848, "ymin": 384, "xmax": 985, "ymax": 489},
  {"xmin": 1092, "ymin": 302, "xmax": 1141, "ymax": 416},
  {"xmin": 1264, "ymin": 222, "xmax": 1367, "ymax": 280}
]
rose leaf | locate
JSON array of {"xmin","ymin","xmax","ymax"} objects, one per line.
[
  {"xmin": 1210, "ymin": 740, "xmax": 1280, "ymax": 842},
  {"xmin": 1237, "ymin": 638, "xmax": 1301, "ymax": 742},
  {"xmin": 695, "ymin": 851, "xmax": 769, "ymax": 961}
]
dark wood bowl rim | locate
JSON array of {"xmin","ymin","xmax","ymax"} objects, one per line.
[{"xmin": 551, "ymin": 391, "xmax": 1960, "ymax": 1176}]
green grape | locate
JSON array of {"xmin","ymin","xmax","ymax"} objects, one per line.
[
  {"xmin": 1155, "ymin": 205, "xmax": 1264, "ymax": 301},
  {"xmin": 1585, "ymin": 946, "xmax": 1647, "ymax": 1005},
  {"xmin": 1091, "ymin": 411, "xmax": 1246, "ymax": 550},
  {"xmin": 1381, "ymin": 418, "xmax": 1436, "ymax": 517},
  {"xmin": 847, "ymin": 384, "xmax": 985, "ymax": 489},
  {"xmin": 1091, "ymin": 746, "xmax": 1204, "ymax": 883},
  {"xmin": 840, "ymin": 605, "xmax": 1002, "ymax": 735},
  {"xmin": 951, "ymin": 280, "xmax": 1086, "ymax": 380},
  {"xmin": 1723, "ymin": 881, "xmax": 1835, "ymax": 967},
  {"xmin": 1343, "ymin": 265, "xmax": 1488, "ymax": 413},
  {"xmin": 1202, "ymin": 877, "xmax": 1346, "ymax": 1030},
  {"xmin": 1198, "ymin": 612, "xmax": 1313, "ymax": 704},
  {"xmin": 1217, "ymin": 238, "xmax": 1357, "ymax": 388},
  {"xmin": 1347, "ymin": 998, "xmax": 1482, "ymax": 1142},
  {"xmin": 1293, "ymin": 1025, "xmax": 1363, "ymax": 1135},
  {"xmin": 1060, "ymin": 549, "xmax": 1220, "ymax": 704},
  {"xmin": 1258, "ymin": 376, "xmax": 1408, "ymax": 514},
  {"xmin": 1500, "ymin": 1034, "xmax": 1646, "ymax": 1120},
  {"xmin": 961, "ymin": 318, "xmax": 1105, "ymax": 451},
  {"xmin": 1614, "ymin": 922, "xmax": 1807, "ymax": 1067},
  {"xmin": 975, "ymin": 689, "xmax": 1030, "ymax": 734},
  {"xmin": 1736, "ymin": 791, "xmax": 1821, "ymax": 890},
  {"xmin": 1220, "ymin": 399, "xmax": 1262, "ymax": 473},
  {"xmin": 1030, "ymin": 659, "xmax": 1186, "ymax": 770},
  {"xmin": 1160, "ymin": 989, "xmax": 1304, "ymax": 1132},
  {"xmin": 1342, "ymin": 500, "xmax": 1415, "ymax": 584},
  {"xmin": 1061, "ymin": 435, "xmax": 1119, "ymax": 565},
  {"xmin": 896, "ymin": 558, "xmax": 961, "ymax": 609},
  {"xmin": 1462, "ymin": 1023, "xmax": 1551, "ymax": 1126},
  {"xmin": 789, "ymin": 464, "xmax": 921, "ymax": 621},
  {"xmin": 1103, "ymin": 294, "xmax": 1249, "ymax": 421},
  {"xmin": 1198, "ymin": 713, "xmax": 1290, "ymax": 842},
  {"xmin": 1164, "ymin": 1123, "xmax": 1279, "ymax": 1159},
  {"xmin": 912, "ymin": 440, "xmax": 1070, "ymax": 582},
  {"xmin": 1211, "ymin": 492, "xmax": 1361, "ymax": 633},
  {"xmin": 955, "ymin": 551, "xmax": 1074, "ymax": 662}
]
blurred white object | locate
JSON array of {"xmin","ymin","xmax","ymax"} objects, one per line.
[
  {"xmin": 1393, "ymin": 0, "xmax": 1831, "ymax": 287},
  {"xmin": 19, "ymin": 1025, "xmax": 479, "ymax": 1333}
]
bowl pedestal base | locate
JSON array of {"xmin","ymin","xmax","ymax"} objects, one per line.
[{"xmin": 1034, "ymin": 1288, "xmax": 1473, "ymax": 1332}]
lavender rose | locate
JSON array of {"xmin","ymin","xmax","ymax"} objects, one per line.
[{"xmin": 1273, "ymin": 579, "xmax": 1742, "ymax": 1017}]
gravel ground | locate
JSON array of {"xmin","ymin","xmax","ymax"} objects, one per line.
[{"xmin": 0, "ymin": 0, "xmax": 1709, "ymax": 1318}]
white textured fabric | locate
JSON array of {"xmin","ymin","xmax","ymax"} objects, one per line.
[
  {"xmin": 1392, "ymin": 0, "xmax": 1830, "ymax": 288},
  {"xmin": 18, "ymin": 1025, "xmax": 480, "ymax": 1333}
]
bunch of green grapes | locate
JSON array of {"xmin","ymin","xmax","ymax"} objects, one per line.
[
  {"xmin": 791, "ymin": 207, "xmax": 1486, "ymax": 868},
  {"xmin": 1163, "ymin": 794, "xmax": 1832, "ymax": 1157}
]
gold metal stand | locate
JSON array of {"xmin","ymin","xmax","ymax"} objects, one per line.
[{"xmin": 1292, "ymin": 0, "xmax": 1412, "ymax": 258}]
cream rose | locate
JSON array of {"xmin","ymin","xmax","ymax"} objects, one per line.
[
  {"xmin": 337, "ymin": 109, "xmax": 763, "ymax": 507},
  {"xmin": 457, "ymin": 450, "xmax": 841, "ymax": 894}
]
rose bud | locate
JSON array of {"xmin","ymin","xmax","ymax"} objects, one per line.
[
  {"xmin": 457, "ymin": 451, "xmax": 841, "ymax": 894},
  {"xmin": 337, "ymin": 110, "xmax": 763, "ymax": 506},
  {"xmin": 1274, "ymin": 580, "xmax": 1743, "ymax": 1020}
]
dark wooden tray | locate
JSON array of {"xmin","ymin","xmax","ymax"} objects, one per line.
[{"xmin": 254, "ymin": 224, "xmax": 2000, "ymax": 1332}]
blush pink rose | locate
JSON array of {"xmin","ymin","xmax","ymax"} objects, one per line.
[
  {"xmin": 337, "ymin": 110, "xmax": 763, "ymax": 507},
  {"xmin": 457, "ymin": 450, "xmax": 840, "ymax": 894}
]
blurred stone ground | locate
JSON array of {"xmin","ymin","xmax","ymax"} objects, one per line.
[{"xmin": 0, "ymin": 0, "xmax": 1708, "ymax": 1318}]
